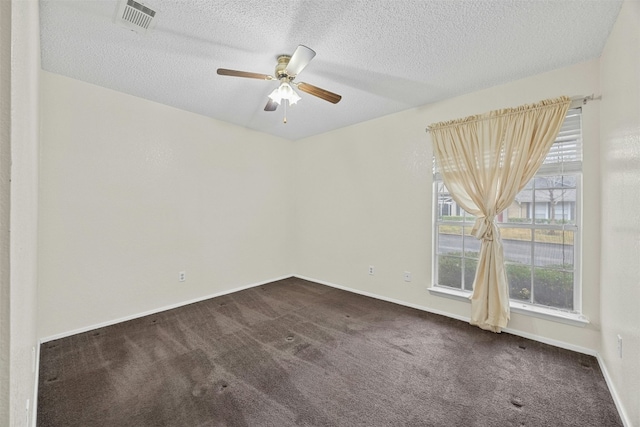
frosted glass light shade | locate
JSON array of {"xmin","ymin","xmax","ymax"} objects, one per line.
[{"xmin": 268, "ymin": 82, "xmax": 301, "ymax": 105}]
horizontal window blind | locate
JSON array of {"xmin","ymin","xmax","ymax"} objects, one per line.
[
  {"xmin": 433, "ymin": 108, "xmax": 583, "ymax": 176},
  {"xmin": 540, "ymin": 108, "xmax": 582, "ymax": 173}
]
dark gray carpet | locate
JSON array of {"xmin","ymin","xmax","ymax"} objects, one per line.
[{"xmin": 37, "ymin": 277, "xmax": 622, "ymax": 426}]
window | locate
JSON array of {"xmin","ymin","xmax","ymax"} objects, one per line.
[{"xmin": 433, "ymin": 108, "xmax": 582, "ymax": 313}]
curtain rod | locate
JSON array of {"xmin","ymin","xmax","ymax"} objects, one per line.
[
  {"xmin": 569, "ymin": 94, "xmax": 601, "ymax": 109},
  {"xmin": 425, "ymin": 95, "xmax": 601, "ymax": 133}
]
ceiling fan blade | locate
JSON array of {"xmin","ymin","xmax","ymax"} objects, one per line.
[
  {"xmin": 285, "ymin": 45, "xmax": 316, "ymax": 77},
  {"xmin": 264, "ymin": 99, "xmax": 278, "ymax": 111},
  {"xmin": 297, "ymin": 82, "xmax": 342, "ymax": 104},
  {"xmin": 217, "ymin": 68, "xmax": 273, "ymax": 80}
]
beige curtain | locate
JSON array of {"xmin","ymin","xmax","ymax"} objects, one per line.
[{"xmin": 430, "ymin": 96, "xmax": 570, "ymax": 332}]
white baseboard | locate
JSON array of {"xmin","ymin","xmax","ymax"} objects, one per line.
[
  {"xmin": 35, "ymin": 275, "xmax": 292, "ymax": 427},
  {"xmin": 39, "ymin": 275, "xmax": 292, "ymax": 343},
  {"xmin": 294, "ymin": 274, "xmax": 472, "ymax": 323},
  {"xmin": 32, "ymin": 341, "xmax": 40, "ymax": 427},
  {"xmin": 501, "ymin": 326, "xmax": 597, "ymax": 356},
  {"xmin": 294, "ymin": 274, "xmax": 597, "ymax": 355},
  {"xmin": 295, "ymin": 275, "xmax": 636, "ymax": 424},
  {"xmin": 596, "ymin": 353, "xmax": 632, "ymax": 427},
  {"xmin": 35, "ymin": 273, "xmax": 630, "ymax": 427}
]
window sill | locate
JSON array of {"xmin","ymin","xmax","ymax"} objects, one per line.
[{"xmin": 427, "ymin": 286, "xmax": 590, "ymax": 327}]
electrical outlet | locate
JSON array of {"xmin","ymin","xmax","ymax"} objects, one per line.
[
  {"xmin": 403, "ymin": 271, "xmax": 412, "ymax": 282},
  {"xmin": 179, "ymin": 271, "xmax": 186, "ymax": 282},
  {"xmin": 617, "ymin": 335, "xmax": 623, "ymax": 358},
  {"xmin": 368, "ymin": 265, "xmax": 375, "ymax": 275}
]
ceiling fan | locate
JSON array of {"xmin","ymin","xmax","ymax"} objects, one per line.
[{"xmin": 217, "ymin": 45, "xmax": 341, "ymax": 123}]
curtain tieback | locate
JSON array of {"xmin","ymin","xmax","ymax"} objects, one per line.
[{"xmin": 471, "ymin": 216, "xmax": 498, "ymax": 242}]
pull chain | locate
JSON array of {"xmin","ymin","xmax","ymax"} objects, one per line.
[{"xmin": 283, "ymin": 99, "xmax": 287, "ymax": 124}]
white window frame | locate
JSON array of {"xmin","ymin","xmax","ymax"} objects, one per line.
[{"xmin": 430, "ymin": 108, "xmax": 587, "ymax": 325}]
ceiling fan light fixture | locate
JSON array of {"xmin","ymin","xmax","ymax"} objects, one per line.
[
  {"xmin": 268, "ymin": 82, "xmax": 301, "ymax": 105},
  {"xmin": 217, "ymin": 45, "xmax": 341, "ymax": 122}
]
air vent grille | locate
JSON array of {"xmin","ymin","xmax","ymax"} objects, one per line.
[
  {"xmin": 115, "ymin": 0, "xmax": 158, "ymax": 34},
  {"xmin": 123, "ymin": 0, "xmax": 155, "ymax": 29}
]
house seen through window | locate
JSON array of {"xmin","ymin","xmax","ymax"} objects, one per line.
[{"xmin": 433, "ymin": 108, "xmax": 582, "ymax": 312}]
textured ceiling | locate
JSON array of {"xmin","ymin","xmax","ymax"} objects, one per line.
[{"xmin": 39, "ymin": 0, "xmax": 622, "ymax": 140}]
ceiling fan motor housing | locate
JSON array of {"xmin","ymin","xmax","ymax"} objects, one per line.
[{"xmin": 275, "ymin": 55, "xmax": 292, "ymax": 80}]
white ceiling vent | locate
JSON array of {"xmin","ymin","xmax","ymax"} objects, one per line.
[{"xmin": 115, "ymin": 0, "xmax": 158, "ymax": 34}]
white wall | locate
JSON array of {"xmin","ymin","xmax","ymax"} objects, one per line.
[
  {"xmin": 0, "ymin": 1, "xmax": 11, "ymax": 425},
  {"xmin": 38, "ymin": 72, "xmax": 293, "ymax": 339},
  {"xmin": 9, "ymin": 1, "xmax": 40, "ymax": 426},
  {"xmin": 33, "ymin": 5, "xmax": 635, "ymax": 425},
  {"xmin": 294, "ymin": 59, "xmax": 602, "ymax": 352},
  {"xmin": 599, "ymin": 2, "xmax": 640, "ymax": 425}
]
